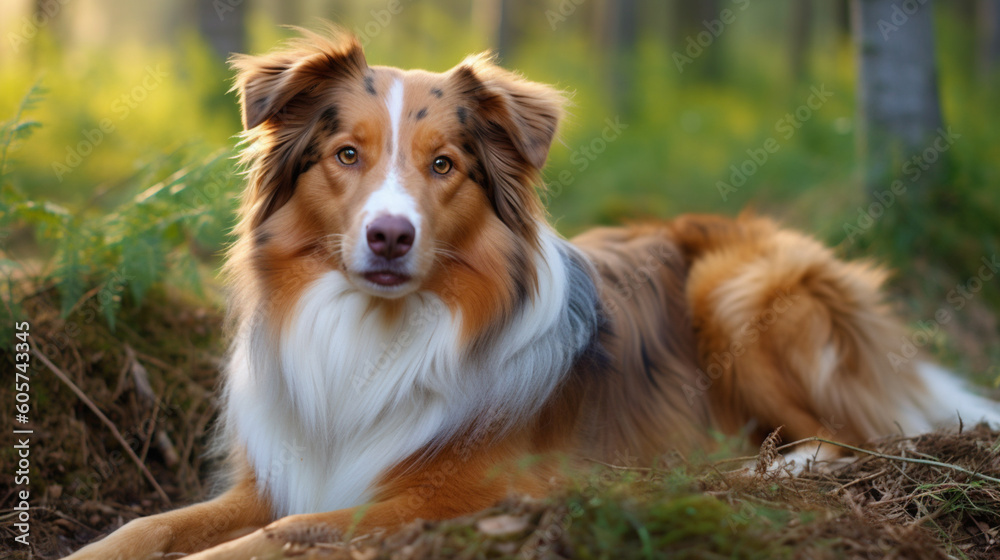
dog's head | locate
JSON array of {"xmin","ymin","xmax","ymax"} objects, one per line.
[{"xmin": 231, "ymin": 29, "xmax": 564, "ymax": 308}]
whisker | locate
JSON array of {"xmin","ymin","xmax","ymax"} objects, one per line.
[
  {"xmin": 317, "ymin": 233, "xmax": 348, "ymax": 259},
  {"xmin": 431, "ymin": 242, "xmax": 473, "ymax": 269}
]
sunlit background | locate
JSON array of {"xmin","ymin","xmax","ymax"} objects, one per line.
[
  {"xmin": 2, "ymin": 0, "xmax": 999, "ymax": 372},
  {"xmin": 3, "ymin": 6, "xmax": 1000, "ymax": 557}
]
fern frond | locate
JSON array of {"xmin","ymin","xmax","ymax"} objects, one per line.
[{"xmin": 0, "ymin": 80, "xmax": 46, "ymax": 178}]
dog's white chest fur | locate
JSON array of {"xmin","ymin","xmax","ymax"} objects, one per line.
[
  {"xmin": 226, "ymin": 277, "xmax": 458, "ymax": 515},
  {"xmin": 223, "ymin": 235, "xmax": 598, "ymax": 517}
]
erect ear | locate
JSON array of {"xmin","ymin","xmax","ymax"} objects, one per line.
[
  {"xmin": 448, "ymin": 54, "xmax": 566, "ymax": 239},
  {"xmin": 230, "ymin": 28, "xmax": 367, "ymax": 130}
]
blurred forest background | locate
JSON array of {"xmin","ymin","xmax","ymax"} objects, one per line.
[
  {"xmin": 2, "ymin": 0, "xmax": 1000, "ymax": 365},
  {"xmin": 3, "ymin": 1, "xmax": 1000, "ymax": 557}
]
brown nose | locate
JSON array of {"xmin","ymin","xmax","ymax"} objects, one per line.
[{"xmin": 366, "ymin": 215, "xmax": 415, "ymax": 259}]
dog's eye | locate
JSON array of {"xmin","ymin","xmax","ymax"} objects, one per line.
[
  {"xmin": 432, "ymin": 156, "xmax": 452, "ymax": 175},
  {"xmin": 337, "ymin": 147, "xmax": 359, "ymax": 165}
]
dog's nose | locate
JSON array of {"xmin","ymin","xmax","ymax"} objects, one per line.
[{"xmin": 366, "ymin": 215, "xmax": 415, "ymax": 259}]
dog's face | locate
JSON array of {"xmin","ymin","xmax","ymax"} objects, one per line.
[{"xmin": 232, "ymin": 31, "xmax": 563, "ymax": 301}]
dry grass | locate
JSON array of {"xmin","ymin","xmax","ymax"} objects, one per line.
[
  {"xmin": 807, "ymin": 426, "xmax": 1000, "ymax": 559},
  {"xmin": 1, "ymin": 281, "xmax": 224, "ymax": 558},
  {"xmin": 2, "ymin": 281, "xmax": 999, "ymax": 559}
]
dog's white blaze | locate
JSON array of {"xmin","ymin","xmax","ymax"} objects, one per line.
[
  {"xmin": 225, "ymin": 231, "xmax": 585, "ymax": 517},
  {"xmin": 354, "ymin": 78, "xmax": 421, "ymax": 267},
  {"xmin": 356, "ymin": 170, "xmax": 422, "ymax": 269},
  {"xmin": 360, "ymin": 170, "xmax": 420, "ymax": 226},
  {"xmin": 387, "ymin": 78, "xmax": 404, "ymax": 156}
]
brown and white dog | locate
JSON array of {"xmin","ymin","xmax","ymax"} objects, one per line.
[{"xmin": 66, "ymin": 29, "xmax": 1000, "ymax": 559}]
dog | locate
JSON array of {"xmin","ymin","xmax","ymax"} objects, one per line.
[{"xmin": 65, "ymin": 28, "xmax": 1000, "ymax": 559}]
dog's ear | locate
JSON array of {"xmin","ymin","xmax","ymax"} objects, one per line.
[
  {"xmin": 449, "ymin": 55, "xmax": 566, "ymax": 239},
  {"xmin": 230, "ymin": 29, "xmax": 367, "ymax": 130},
  {"xmin": 450, "ymin": 54, "xmax": 564, "ymax": 169},
  {"xmin": 230, "ymin": 29, "xmax": 366, "ymax": 228}
]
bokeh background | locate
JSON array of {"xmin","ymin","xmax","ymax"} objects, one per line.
[
  {"xmin": 3, "ymin": 2, "xmax": 1000, "ymax": 382},
  {"xmin": 3, "ymin": 1, "xmax": 1000, "ymax": 557},
  {"xmin": 5, "ymin": 0, "xmax": 999, "ymax": 370}
]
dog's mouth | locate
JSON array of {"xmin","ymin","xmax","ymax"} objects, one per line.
[
  {"xmin": 363, "ymin": 270, "xmax": 411, "ymax": 287},
  {"xmin": 350, "ymin": 248, "xmax": 418, "ymax": 297}
]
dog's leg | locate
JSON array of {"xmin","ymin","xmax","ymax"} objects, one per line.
[
  {"xmin": 184, "ymin": 440, "xmax": 555, "ymax": 559},
  {"xmin": 184, "ymin": 490, "xmax": 524, "ymax": 560},
  {"xmin": 63, "ymin": 472, "xmax": 271, "ymax": 560},
  {"xmin": 179, "ymin": 498, "xmax": 415, "ymax": 560}
]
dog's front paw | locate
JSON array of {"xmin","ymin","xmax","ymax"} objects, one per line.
[
  {"xmin": 182, "ymin": 518, "xmax": 341, "ymax": 560},
  {"xmin": 63, "ymin": 518, "xmax": 175, "ymax": 560},
  {"xmin": 180, "ymin": 527, "xmax": 283, "ymax": 560}
]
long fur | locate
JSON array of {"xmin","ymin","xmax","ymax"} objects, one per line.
[
  {"xmin": 223, "ymin": 232, "xmax": 601, "ymax": 516},
  {"xmin": 64, "ymin": 28, "xmax": 1000, "ymax": 560}
]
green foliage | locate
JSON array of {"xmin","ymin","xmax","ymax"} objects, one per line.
[
  {"xmin": 564, "ymin": 485, "xmax": 788, "ymax": 559},
  {"xmin": 1, "ymin": 86, "xmax": 240, "ymax": 334},
  {"xmin": 519, "ymin": 466, "xmax": 838, "ymax": 560},
  {"xmin": 1, "ymin": 3, "xmax": 997, "ymax": 362},
  {"xmin": 1, "ymin": 82, "xmax": 47, "ymax": 347},
  {"xmin": 0, "ymin": 80, "xmax": 45, "ymax": 180}
]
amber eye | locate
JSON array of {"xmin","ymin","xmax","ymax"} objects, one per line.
[
  {"xmin": 432, "ymin": 156, "xmax": 452, "ymax": 175},
  {"xmin": 337, "ymin": 147, "xmax": 358, "ymax": 165}
]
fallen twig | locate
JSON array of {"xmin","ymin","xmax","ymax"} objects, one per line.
[
  {"xmin": 33, "ymin": 348, "xmax": 171, "ymax": 504},
  {"xmin": 582, "ymin": 458, "xmax": 653, "ymax": 472},
  {"xmin": 736, "ymin": 435, "xmax": 1000, "ymax": 485}
]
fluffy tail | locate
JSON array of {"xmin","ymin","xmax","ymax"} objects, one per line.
[
  {"xmin": 669, "ymin": 214, "xmax": 999, "ymax": 446},
  {"xmin": 912, "ymin": 362, "xmax": 1000, "ymax": 428}
]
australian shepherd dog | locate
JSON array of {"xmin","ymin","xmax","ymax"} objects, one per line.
[{"xmin": 66, "ymin": 29, "xmax": 1000, "ymax": 559}]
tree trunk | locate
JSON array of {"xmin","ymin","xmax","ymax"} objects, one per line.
[
  {"xmin": 266, "ymin": 0, "xmax": 301, "ymax": 27},
  {"xmin": 790, "ymin": 0, "xmax": 813, "ymax": 81},
  {"xmin": 473, "ymin": 0, "xmax": 517, "ymax": 63},
  {"xmin": 28, "ymin": 0, "xmax": 67, "ymax": 57},
  {"xmin": 496, "ymin": 0, "xmax": 517, "ymax": 63},
  {"xmin": 834, "ymin": 0, "xmax": 852, "ymax": 38},
  {"xmin": 851, "ymin": 0, "xmax": 945, "ymax": 198},
  {"xmin": 979, "ymin": 0, "xmax": 1000, "ymax": 76},
  {"xmin": 196, "ymin": 0, "xmax": 247, "ymax": 62},
  {"xmin": 673, "ymin": 0, "xmax": 723, "ymax": 80},
  {"xmin": 601, "ymin": 0, "xmax": 639, "ymax": 115}
]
